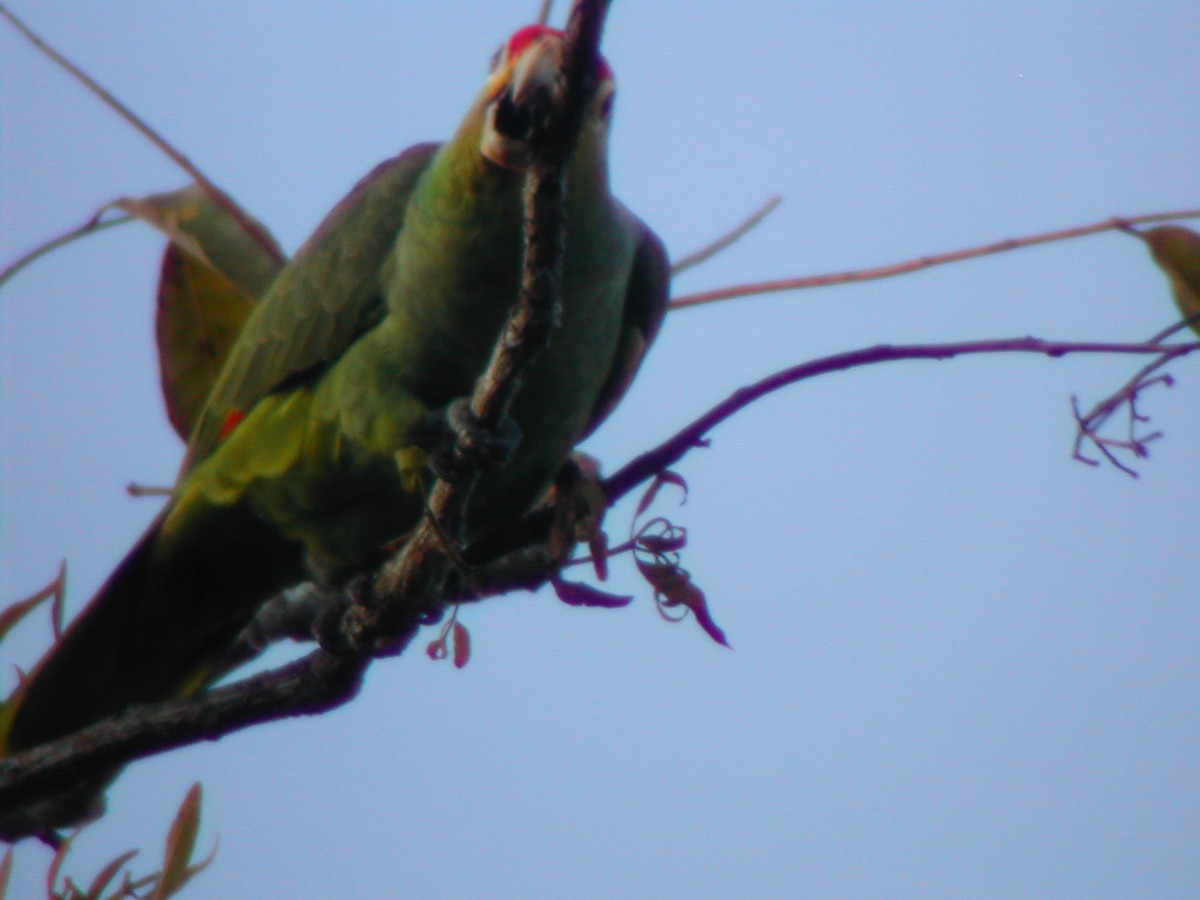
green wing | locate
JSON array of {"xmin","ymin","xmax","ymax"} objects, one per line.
[
  {"xmin": 582, "ymin": 217, "xmax": 670, "ymax": 439},
  {"xmin": 186, "ymin": 142, "xmax": 440, "ymax": 467}
]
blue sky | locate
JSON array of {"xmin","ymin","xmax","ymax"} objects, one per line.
[{"xmin": 2, "ymin": 2, "xmax": 1199, "ymax": 897}]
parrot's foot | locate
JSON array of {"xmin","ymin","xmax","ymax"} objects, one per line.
[
  {"xmin": 310, "ymin": 576, "xmax": 369, "ymax": 655},
  {"xmin": 430, "ymin": 399, "xmax": 522, "ymax": 482}
]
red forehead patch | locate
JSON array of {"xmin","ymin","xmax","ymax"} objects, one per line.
[
  {"xmin": 506, "ymin": 24, "xmax": 557, "ymax": 59},
  {"xmin": 505, "ymin": 24, "xmax": 614, "ymax": 82}
]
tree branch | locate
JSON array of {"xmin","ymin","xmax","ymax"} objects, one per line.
[
  {"xmin": 602, "ymin": 336, "xmax": 1200, "ymax": 503},
  {"xmin": 668, "ymin": 209, "xmax": 1200, "ymax": 311},
  {"xmin": 6, "ymin": 313, "xmax": 1192, "ymax": 838}
]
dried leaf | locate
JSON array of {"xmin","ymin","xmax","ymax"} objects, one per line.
[
  {"xmin": 112, "ymin": 187, "xmax": 283, "ymax": 296},
  {"xmin": 153, "ymin": 783, "xmax": 202, "ymax": 900},
  {"xmin": 551, "ymin": 577, "xmax": 634, "ymax": 608},
  {"xmin": 587, "ymin": 529, "xmax": 609, "ymax": 581},
  {"xmin": 658, "ymin": 470, "xmax": 689, "ymax": 499},
  {"xmin": 452, "ymin": 621, "xmax": 471, "ymax": 669},
  {"xmin": 0, "ymin": 562, "xmax": 65, "ymax": 644},
  {"xmin": 426, "ymin": 637, "xmax": 448, "ymax": 661},
  {"xmin": 633, "ymin": 517, "xmax": 688, "ymax": 556},
  {"xmin": 635, "ymin": 560, "xmax": 729, "ymax": 647},
  {"xmin": 634, "ymin": 470, "xmax": 688, "ymax": 519},
  {"xmin": 84, "ymin": 850, "xmax": 138, "ymax": 900},
  {"xmin": 679, "ymin": 582, "xmax": 729, "ymax": 648},
  {"xmin": 636, "ymin": 532, "xmax": 688, "ymax": 555},
  {"xmin": 0, "ymin": 848, "xmax": 11, "ymax": 900}
]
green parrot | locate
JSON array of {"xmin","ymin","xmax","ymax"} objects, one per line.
[
  {"xmin": 4, "ymin": 24, "xmax": 669, "ymax": 757},
  {"xmin": 1140, "ymin": 225, "xmax": 1200, "ymax": 334}
]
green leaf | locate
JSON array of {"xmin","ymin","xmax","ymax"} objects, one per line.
[{"xmin": 109, "ymin": 186, "xmax": 286, "ymax": 440}]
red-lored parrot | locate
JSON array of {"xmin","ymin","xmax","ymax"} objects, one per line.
[{"xmin": 4, "ymin": 24, "xmax": 669, "ymax": 759}]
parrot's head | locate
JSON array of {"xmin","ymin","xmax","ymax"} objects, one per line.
[{"xmin": 479, "ymin": 24, "xmax": 615, "ymax": 171}]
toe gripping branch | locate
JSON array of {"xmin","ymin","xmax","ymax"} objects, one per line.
[{"xmin": 430, "ymin": 398, "xmax": 523, "ymax": 483}]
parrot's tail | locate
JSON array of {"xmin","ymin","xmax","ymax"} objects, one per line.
[
  {"xmin": 7, "ymin": 523, "xmax": 184, "ymax": 754},
  {"xmin": 4, "ymin": 505, "xmax": 300, "ymax": 757}
]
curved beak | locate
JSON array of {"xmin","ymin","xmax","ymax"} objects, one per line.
[{"xmin": 482, "ymin": 33, "xmax": 564, "ymax": 170}]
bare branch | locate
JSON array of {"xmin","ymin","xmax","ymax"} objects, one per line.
[
  {"xmin": 0, "ymin": 651, "xmax": 367, "ymax": 836},
  {"xmin": 602, "ymin": 336, "xmax": 1200, "ymax": 503},
  {"xmin": 671, "ymin": 196, "xmax": 782, "ymax": 275},
  {"xmin": 668, "ymin": 209, "xmax": 1200, "ymax": 311}
]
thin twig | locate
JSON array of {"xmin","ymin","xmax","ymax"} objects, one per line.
[
  {"xmin": 671, "ymin": 196, "xmax": 782, "ymax": 275},
  {"xmin": 0, "ymin": 5, "xmax": 283, "ymax": 263},
  {"xmin": 0, "ymin": 213, "xmax": 132, "ymax": 291},
  {"xmin": 1067, "ymin": 312, "xmax": 1200, "ymax": 477},
  {"xmin": 668, "ymin": 209, "xmax": 1200, "ymax": 311},
  {"xmin": 1070, "ymin": 342, "xmax": 1191, "ymax": 477}
]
